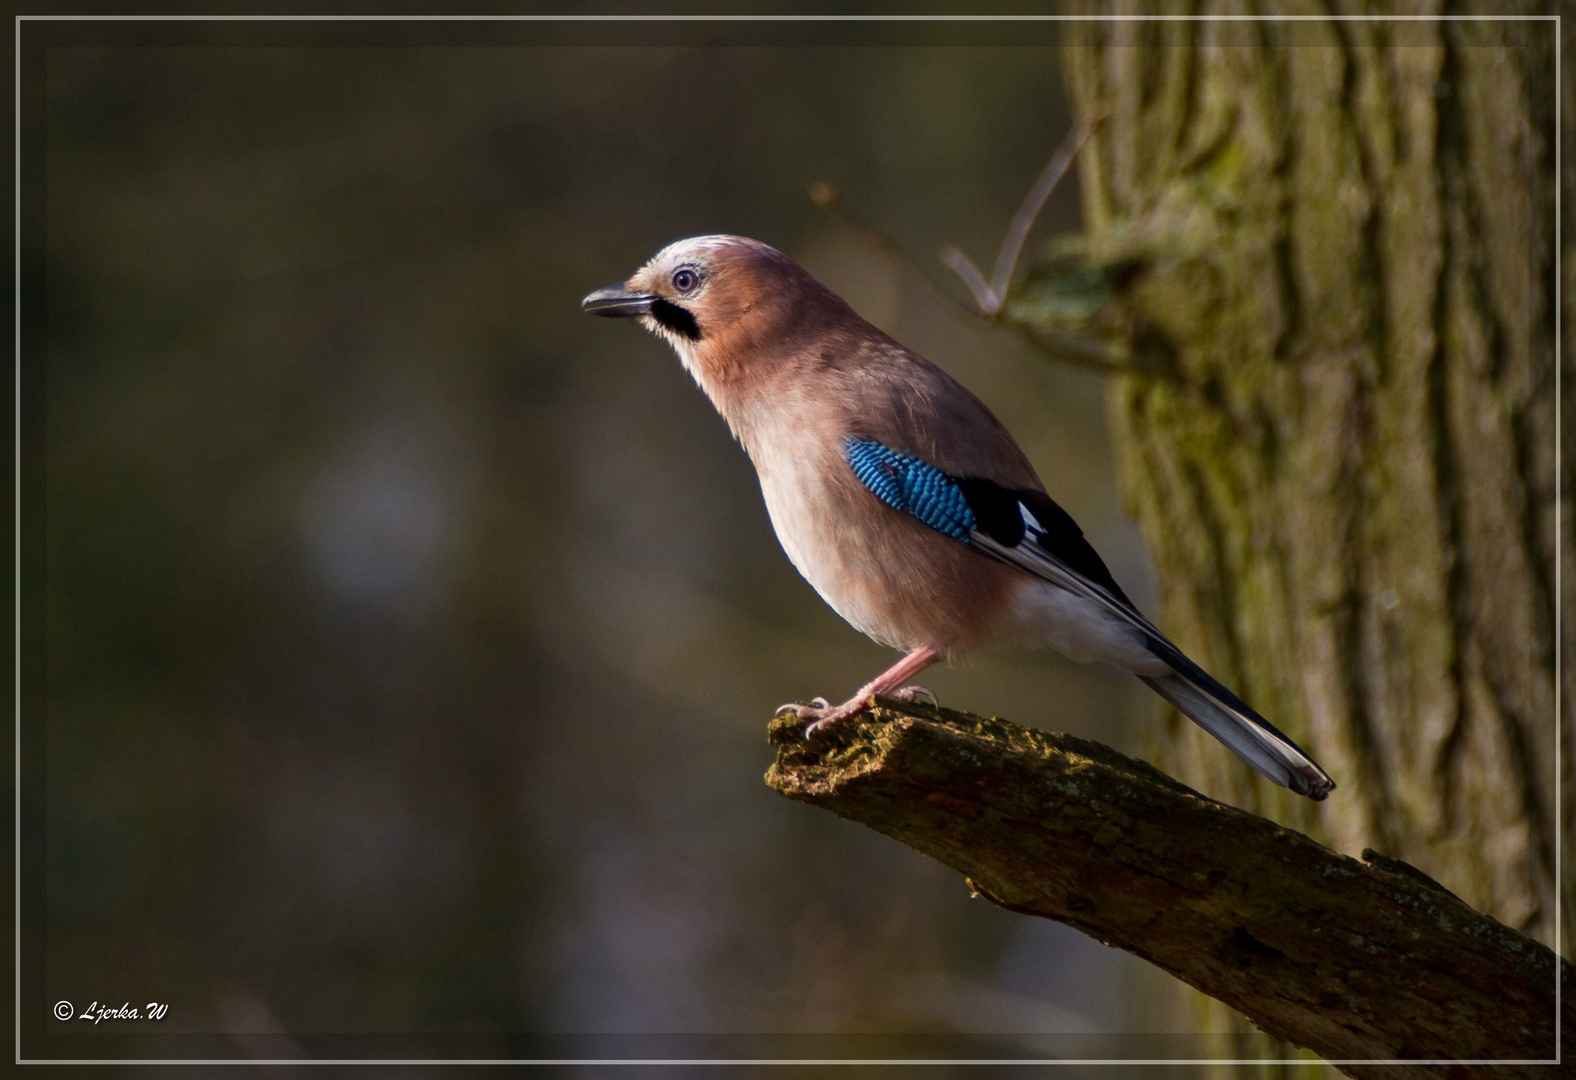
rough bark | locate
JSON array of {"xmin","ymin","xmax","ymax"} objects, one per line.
[
  {"xmin": 766, "ymin": 702, "xmax": 1570, "ymax": 1080},
  {"xmin": 1031, "ymin": 10, "xmax": 1564, "ymax": 1070}
]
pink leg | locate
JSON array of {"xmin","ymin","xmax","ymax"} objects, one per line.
[{"xmin": 783, "ymin": 644, "xmax": 945, "ymax": 736}]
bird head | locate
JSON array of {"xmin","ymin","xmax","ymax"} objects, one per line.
[{"xmin": 582, "ymin": 235, "xmax": 856, "ymax": 387}]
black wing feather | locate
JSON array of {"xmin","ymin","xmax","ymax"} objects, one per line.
[{"xmin": 955, "ymin": 479, "xmax": 1132, "ymax": 606}]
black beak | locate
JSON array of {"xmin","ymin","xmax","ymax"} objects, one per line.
[{"xmin": 582, "ymin": 285, "xmax": 655, "ymax": 318}]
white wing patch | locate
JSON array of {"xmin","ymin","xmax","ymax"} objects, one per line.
[{"xmin": 1018, "ymin": 502, "xmax": 1044, "ymax": 534}]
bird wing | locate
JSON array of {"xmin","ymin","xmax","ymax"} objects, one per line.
[
  {"xmin": 841, "ymin": 435, "xmax": 1335, "ymax": 799},
  {"xmin": 840, "ymin": 435, "xmax": 1143, "ymax": 630}
]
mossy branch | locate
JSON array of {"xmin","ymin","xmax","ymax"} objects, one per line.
[{"xmin": 765, "ymin": 701, "xmax": 1571, "ymax": 1080}]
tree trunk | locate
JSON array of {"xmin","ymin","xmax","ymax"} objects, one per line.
[{"xmin": 1050, "ymin": 10, "xmax": 1564, "ymax": 1071}]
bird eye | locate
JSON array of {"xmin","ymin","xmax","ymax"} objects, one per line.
[{"xmin": 671, "ymin": 268, "xmax": 699, "ymax": 293}]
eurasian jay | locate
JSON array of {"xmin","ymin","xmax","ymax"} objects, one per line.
[{"xmin": 582, "ymin": 235, "xmax": 1335, "ymax": 801}]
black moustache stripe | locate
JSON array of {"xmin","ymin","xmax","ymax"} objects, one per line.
[{"xmin": 649, "ymin": 298, "xmax": 701, "ymax": 341}]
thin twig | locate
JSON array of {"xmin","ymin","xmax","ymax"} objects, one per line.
[
  {"xmin": 938, "ymin": 246, "xmax": 997, "ymax": 313},
  {"xmin": 807, "ymin": 182, "xmax": 995, "ymax": 326},
  {"xmin": 941, "ymin": 111, "xmax": 1106, "ymax": 318},
  {"xmin": 987, "ymin": 111, "xmax": 1105, "ymax": 312},
  {"xmin": 807, "ymin": 114, "xmax": 1122, "ymax": 372}
]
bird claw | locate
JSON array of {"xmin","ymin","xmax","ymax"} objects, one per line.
[
  {"xmin": 886, "ymin": 684, "xmax": 938, "ymax": 707},
  {"xmin": 781, "ymin": 696, "xmax": 870, "ymax": 739},
  {"xmin": 774, "ymin": 696, "xmax": 831, "ymax": 719},
  {"xmin": 782, "ymin": 684, "xmax": 934, "ymax": 738}
]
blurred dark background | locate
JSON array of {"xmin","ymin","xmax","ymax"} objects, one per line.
[{"xmin": 40, "ymin": 37, "xmax": 1191, "ymax": 1058}]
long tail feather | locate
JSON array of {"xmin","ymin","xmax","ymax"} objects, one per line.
[
  {"xmin": 1139, "ymin": 671, "xmax": 1334, "ymax": 800},
  {"xmin": 967, "ymin": 529, "xmax": 1335, "ymax": 800}
]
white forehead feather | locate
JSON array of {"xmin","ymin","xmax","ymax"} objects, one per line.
[{"xmin": 648, "ymin": 234, "xmax": 739, "ymax": 266}]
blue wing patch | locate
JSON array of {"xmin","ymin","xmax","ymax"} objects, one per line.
[{"xmin": 843, "ymin": 438, "xmax": 976, "ymax": 540}]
